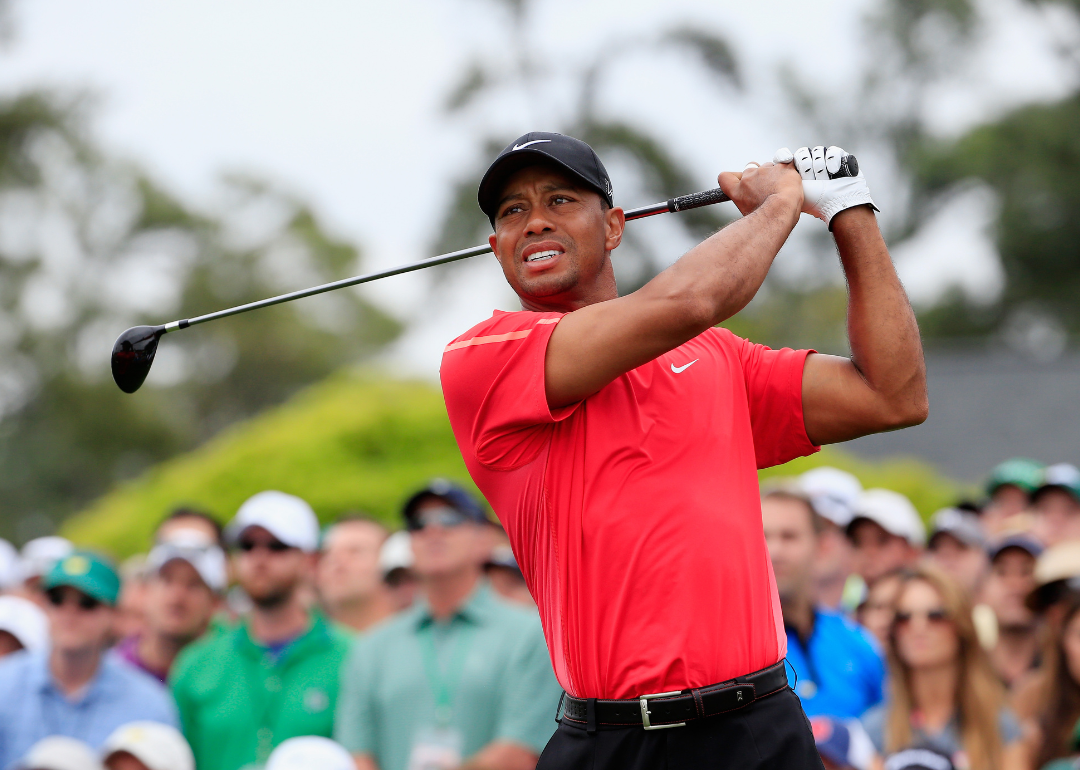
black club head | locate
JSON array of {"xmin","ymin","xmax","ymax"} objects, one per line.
[{"xmin": 111, "ymin": 325, "xmax": 166, "ymax": 394}]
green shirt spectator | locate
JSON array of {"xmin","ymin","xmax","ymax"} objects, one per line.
[
  {"xmin": 335, "ymin": 581, "xmax": 559, "ymax": 770},
  {"xmin": 171, "ymin": 612, "xmax": 351, "ymax": 770}
]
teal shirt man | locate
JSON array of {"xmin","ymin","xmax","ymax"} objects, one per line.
[{"xmin": 335, "ymin": 581, "xmax": 560, "ymax": 770}]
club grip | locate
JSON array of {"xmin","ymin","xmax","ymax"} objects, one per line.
[{"xmin": 668, "ymin": 187, "xmax": 730, "ymax": 213}]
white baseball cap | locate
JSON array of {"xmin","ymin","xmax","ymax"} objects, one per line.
[
  {"xmin": 225, "ymin": 491, "xmax": 320, "ymax": 553},
  {"xmin": 18, "ymin": 736, "xmax": 103, "ymax": 770},
  {"xmin": 799, "ymin": 467, "xmax": 863, "ymax": 527},
  {"xmin": 848, "ymin": 488, "xmax": 926, "ymax": 548},
  {"xmin": 0, "ymin": 538, "xmax": 20, "ymax": 590},
  {"xmin": 0, "ymin": 596, "xmax": 48, "ymax": 653},
  {"xmin": 19, "ymin": 536, "xmax": 74, "ymax": 581},
  {"xmin": 146, "ymin": 536, "xmax": 228, "ymax": 593},
  {"xmin": 102, "ymin": 722, "xmax": 194, "ymax": 770},
  {"xmin": 379, "ymin": 530, "xmax": 414, "ymax": 577},
  {"xmin": 265, "ymin": 736, "xmax": 354, "ymax": 770}
]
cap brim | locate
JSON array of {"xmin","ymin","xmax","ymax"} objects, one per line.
[{"xmin": 478, "ymin": 149, "xmax": 611, "ymax": 221}]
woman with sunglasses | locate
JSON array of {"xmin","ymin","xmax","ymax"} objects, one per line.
[{"xmin": 861, "ymin": 563, "xmax": 1026, "ymax": 770}]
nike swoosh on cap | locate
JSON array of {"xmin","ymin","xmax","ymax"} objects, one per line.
[
  {"xmin": 671, "ymin": 359, "xmax": 699, "ymax": 374},
  {"xmin": 512, "ymin": 139, "xmax": 552, "ymax": 151}
]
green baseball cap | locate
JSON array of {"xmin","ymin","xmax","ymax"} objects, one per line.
[
  {"xmin": 43, "ymin": 551, "xmax": 121, "ymax": 607},
  {"xmin": 986, "ymin": 458, "xmax": 1045, "ymax": 496}
]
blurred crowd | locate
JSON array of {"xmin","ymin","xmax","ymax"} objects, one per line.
[{"xmin": 0, "ymin": 459, "xmax": 1078, "ymax": 770}]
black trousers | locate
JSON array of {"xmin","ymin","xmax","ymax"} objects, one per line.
[{"xmin": 536, "ymin": 686, "xmax": 825, "ymax": 770}]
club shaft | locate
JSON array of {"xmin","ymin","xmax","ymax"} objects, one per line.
[{"xmin": 164, "ymin": 186, "xmax": 730, "ymax": 333}]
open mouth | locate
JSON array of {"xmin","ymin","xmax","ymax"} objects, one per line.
[{"xmin": 525, "ymin": 249, "xmax": 562, "ymax": 263}]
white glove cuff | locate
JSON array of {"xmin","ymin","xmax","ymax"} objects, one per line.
[{"xmin": 822, "ymin": 192, "xmax": 879, "ymax": 228}]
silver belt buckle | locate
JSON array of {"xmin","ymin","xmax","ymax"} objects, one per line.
[{"xmin": 638, "ymin": 691, "xmax": 686, "ymax": 730}]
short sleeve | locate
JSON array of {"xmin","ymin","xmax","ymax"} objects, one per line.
[
  {"xmin": 492, "ymin": 615, "xmax": 562, "ymax": 753},
  {"xmin": 727, "ymin": 332, "xmax": 819, "ymax": 468},
  {"xmin": 442, "ymin": 313, "xmax": 579, "ymax": 471},
  {"xmin": 334, "ymin": 637, "xmax": 377, "ymax": 755}
]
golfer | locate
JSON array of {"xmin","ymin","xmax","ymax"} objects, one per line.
[{"xmin": 440, "ymin": 133, "xmax": 927, "ymax": 769}]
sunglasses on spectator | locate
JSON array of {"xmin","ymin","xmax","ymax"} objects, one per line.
[
  {"xmin": 237, "ymin": 538, "xmax": 293, "ymax": 553},
  {"xmin": 894, "ymin": 608, "xmax": 949, "ymax": 626},
  {"xmin": 45, "ymin": 587, "xmax": 101, "ymax": 612},
  {"xmin": 408, "ymin": 506, "xmax": 470, "ymax": 532}
]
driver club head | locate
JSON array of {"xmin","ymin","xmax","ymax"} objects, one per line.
[{"xmin": 111, "ymin": 325, "xmax": 166, "ymax": 393}]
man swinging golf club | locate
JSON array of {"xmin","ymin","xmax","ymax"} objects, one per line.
[{"xmin": 441, "ymin": 133, "xmax": 927, "ymax": 770}]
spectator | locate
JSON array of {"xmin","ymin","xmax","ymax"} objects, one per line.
[
  {"xmin": 0, "ymin": 594, "xmax": 48, "ymax": 658},
  {"xmin": 484, "ymin": 543, "xmax": 534, "ymax": 608},
  {"xmin": 116, "ymin": 537, "xmax": 225, "ymax": 683},
  {"xmin": 861, "ymin": 564, "xmax": 1025, "ymax": 770},
  {"xmin": 170, "ymin": 491, "xmax": 351, "ymax": 770},
  {"xmin": 809, "ymin": 715, "xmax": 877, "ymax": 770},
  {"xmin": 0, "ymin": 552, "xmax": 177, "ymax": 766},
  {"xmin": 17, "ymin": 736, "xmax": 104, "ymax": 770},
  {"xmin": 155, "ymin": 507, "xmax": 224, "ymax": 549},
  {"xmin": 0, "ymin": 538, "xmax": 20, "ymax": 593},
  {"xmin": 1032, "ymin": 464, "xmax": 1080, "ymax": 548},
  {"xmin": 983, "ymin": 459, "xmax": 1044, "ymax": 536},
  {"xmin": 1027, "ymin": 591, "xmax": 1080, "ymax": 769},
  {"xmin": 981, "ymin": 535, "xmax": 1043, "ymax": 690},
  {"xmin": 761, "ymin": 486, "xmax": 885, "ymax": 718},
  {"xmin": 799, "ymin": 467, "xmax": 863, "ymax": 611},
  {"xmin": 100, "ymin": 721, "xmax": 195, "ymax": 770},
  {"xmin": 335, "ymin": 480, "xmax": 561, "ymax": 770},
  {"xmin": 316, "ymin": 516, "xmax": 395, "ymax": 632},
  {"xmin": 265, "ymin": 736, "xmax": 354, "ymax": 770},
  {"xmin": 379, "ymin": 530, "xmax": 417, "ymax": 612},
  {"xmin": 882, "ymin": 748, "xmax": 956, "ymax": 770},
  {"xmin": 926, "ymin": 508, "xmax": 988, "ymax": 597},
  {"xmin": 858, "ymin": 570, "xmax": 904, "ymax": 648},
  {"xmin": 16, "ymin": 536, "xmax": 74, "ymax": 605},
  {"xmin": 847, "ymin": 489, "xmax": 925, "ymax": 586},
  {"xmin": 115, "ymin": 555, "xmax": 149, "ymax": 641}
]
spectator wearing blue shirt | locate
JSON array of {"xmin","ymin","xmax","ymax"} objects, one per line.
[
  {"xmin": 0, "ymin": 551, "xmax": 177, "ymax": 768},
  {"xmin": 762, "ymin": 485, "xmax": 885, "ymax": 719}
]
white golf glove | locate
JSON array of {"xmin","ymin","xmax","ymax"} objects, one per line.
[{"xmin": 773, "ymin": 146, "xmax": 878, "ymax": 228}]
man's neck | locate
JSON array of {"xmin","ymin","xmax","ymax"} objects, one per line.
[
  {"xmin": 49, "ymin": 646, "xmax": 103, "ymax": 697},
  {"xmin": 991, "ymin": 624, "xmax": 1039, "ymax": 685},
  {"xmin": 332, "ymin": 589, "xmax": 396, "ymax": 633},
  {"xmin": 814, "ymin": 573, "xmax": 846, "ymax": 610},
  {"xmin": 137, "ymin": 629, "xmax": 196, "ymax": 675},
  {"xmin": 250, "ymin": 596, "xmax": 310, "ymax": 645},
  {"xmin": 909, "ymin": 663, "xmax": 958, "ymax": 729},
  {"xmin": 423, "ymin": 568, "xmax": 482, "ymax": 622},
  {"xmin": 781, "ymin": 591, "xmax": 816, "ymax": 641}
]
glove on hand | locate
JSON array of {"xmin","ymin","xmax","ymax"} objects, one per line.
[{"xmin": 773, "ymin": 145, "xmax": 878, "ymax": 229}]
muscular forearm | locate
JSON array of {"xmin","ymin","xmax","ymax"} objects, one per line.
[{"xmin": 834, "ymin": 206, "xmax": 927, "ymax": 428}]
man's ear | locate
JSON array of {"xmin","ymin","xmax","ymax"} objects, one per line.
[
  {"xmin": 604, "ymin": 206, "xmax": 626, "ymax": 252},
  {"xmin": 489, "ymin": 232, "xmax": 500, "ymax": 261}
]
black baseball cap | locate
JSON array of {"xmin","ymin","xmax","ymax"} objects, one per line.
[
  {"xmin": 402, "ymin": 478, "xmax": 490, "ymax": 526},
  {"xmin": 477, "ymin": 132, "xmax": 614, "ymax": 224}
]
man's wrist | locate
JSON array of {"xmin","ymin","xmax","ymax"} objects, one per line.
[{"xmin": 830, "ymin": 204, "xmax": 877, "ymax": 234}]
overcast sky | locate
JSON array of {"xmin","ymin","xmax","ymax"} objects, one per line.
[{"xmin": 0, "ymin": 0, "xmax": 1073, "ymax": 376}]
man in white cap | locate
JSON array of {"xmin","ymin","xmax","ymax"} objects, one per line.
[
  {"xmin": 846, "ymin": 489, "xmax": 926, "ymax": 586},
  {"xmin": 100, "ymin": 721, "xmax": 194, "ymax": 770},
  {"xmin": 17, "ymin": 736, "xmax": 104, "ymax": 770},
  {"xmin": 170, "ymin": 491, "xmax": 351, "ymax": 770},
  {"xmin": 16, "ymin": 536, "xmax": 74, "ymax": 605},
  {"xmin": 799, "ymin": 467, "xmax": 863, "ymax": 610},
  {"xmin": 265, "ymin": 736, "xmax": 355, "ymax": 770},
  {"xmin": 0, "ymin": 594, "xmax": 49, "ymax": 658},
  {"xmin": 1031, "ymin": 463, "xmax": 1080, "ymax": 547},
  {"xmin": 115, "ymin": 536, "xmax": 226, "ymax": 683}
]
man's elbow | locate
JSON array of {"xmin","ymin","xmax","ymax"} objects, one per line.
[{"xmin": 880, "ymin": 393, "xmax": 929, "ymax": 431}]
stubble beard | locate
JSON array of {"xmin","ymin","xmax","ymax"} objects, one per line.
[{"xmin": 247, "ymin": 583, "xmax": 296, "ymax": 611}]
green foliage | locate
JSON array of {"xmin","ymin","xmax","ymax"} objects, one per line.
[
  {"xmin": 63, "ymin": 373, "xmax": 475, "ymax": 558},
  {"xmin": 66, "ymin": 373, "xmax": 964, "ymax": 558}
]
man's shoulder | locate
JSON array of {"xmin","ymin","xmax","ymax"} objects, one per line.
[
  {"xmin": 102, "ymin": 652, "xmax": 171, "ymax": 699},
  {"xmin": 814, "ymin": 608, "xmax": 883, "ymax": 659},
  {"xmin": 0, "ymin": 649, "xmax": 38, "ymax": 690},
  {"xmin": 444, "ymin": 310, "xmax": 563, "ymax": 353},
  {"xmin": 172, "ymin": 625, "xmax": 240, "ymax": 680}
]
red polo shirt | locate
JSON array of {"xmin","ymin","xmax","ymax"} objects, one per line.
[{"xmin": 440, "ymin": 310, "xmax": 818, "ymax": 699}]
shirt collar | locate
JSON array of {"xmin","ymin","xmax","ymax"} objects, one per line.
[
  {"xmin": 32, "ymin": 650, "xmax": 112, "ymax": 704},
  {"xmin": 235, "ymin": 611, "xmax": 329, "ymax": 659},
  {"xmin": 413, "ymin": 579, "xmax": 497, "ymax": 630}
]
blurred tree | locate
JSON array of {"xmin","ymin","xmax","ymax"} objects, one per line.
[{"xmin": 0, "ymin": 92, "xmax": 400, "ymax": 541}]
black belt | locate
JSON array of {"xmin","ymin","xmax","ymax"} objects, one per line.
[{"xmin": 559, "ymin": 660, "xmax": 789, "ymax": 731}]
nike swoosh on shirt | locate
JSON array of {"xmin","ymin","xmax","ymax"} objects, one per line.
[
  {"xmin": 513, "ymin": 139, "xmax": 552, "ymax": 151},
  {"xmin": 671, "ymin": 359, "xmax": 699, "ymax": 374}
]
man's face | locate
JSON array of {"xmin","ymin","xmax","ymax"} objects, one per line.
[
  {"xmin": 1033, "ymin": 489, "xmax": 1080, "ymax": 547},
  {"xmin": 409, "ymin": 499, "xmax": 492, "ymax": 579},
  {"xmin": 489, "ymin": 165, "xmax": 623, "ymax": 309},
  {"xmin": 45, "ymin": 585, "xmax": 115, "ymax": 654},
  {"xmin": 317, "ymin": 521, "xmax": 386, "ymax": 608},
  {"xmin": 987, "ymin": 485, "xmax": 1030, "ymax": 521},
  {"xmin": 981, "ymin": 548, "xmax": 1037, "ymax": 629},
  {"xmin": 157, "ymin": 515, "xmax": 220, "ymax": 547},
  {"xmin": 927, "ymin": 533, "xmax": 987, "ymax": 595},
  {"xmin": 144, "ymin": 559, "xmax": 217, "ymax": 641},
  {"xmin": 233, "ymin": 526, "xmax": 310, "ymax": 609},
  {"xmin": 762, "ymin": 495, "xmax": 819, "ymax": 603},
  {"xmin": 849, "ymin": 519, "xmax": 915, "ymax": 584},
  {"xmin": 105, "ymin": 751, "xmax": 152, "ymax": 770}
]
